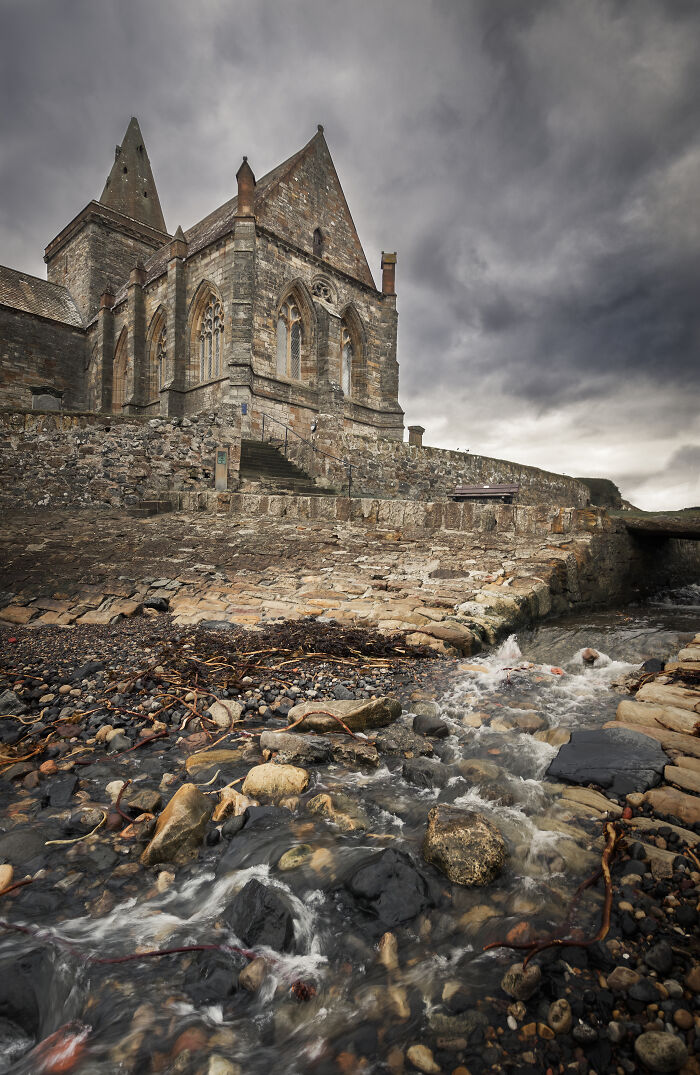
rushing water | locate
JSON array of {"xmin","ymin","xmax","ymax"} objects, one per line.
[{"xmin": 1, "ymin": 584, "xmax": 699, "ymax": 1073}]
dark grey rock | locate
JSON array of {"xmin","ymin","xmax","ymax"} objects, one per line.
[
  {"xmin": 345, "ymin": 848, "xmax": 435, "ymax": 928},
  {"xmin": 0, "ymin": 690, "xmax": 26, "ymax": 716},
  {"xmin": 260, "ymin": 730, "xmax": 331, "ymax": 765},
  {"xmin": 226, "ymin": 878, "xmax": 294, "ymax": 952},
  {"xmin": 546, "ymin": 727, "xmax": 669, "ymax": 795},
  {"xmin": 374, "ymin": 724, "xmax": 433, "ymax": 757},
  {"xmin": 644, "ymin": 941, "xmax": 674, "ymax": 976},
  {"xmin": 47, "ymin": 773, "xmax": 78, "ymax": 806},
  {"xmin": 413, "ymin": 713, "xmax": 450, "ymax": 738},
  {"xmin": 402, "ymin": 757, "xmax": 448, "ymax": 788}
]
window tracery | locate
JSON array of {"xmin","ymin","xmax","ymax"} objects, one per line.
[
  {"xmin": 312, "ymin": 280, "xmax": 333, "ymax": 303},
  {"xmin": 276, "ymin": 299, "xmax": 303, "ymax": 380},
  {"xmin": 197, "ymin": 297, "xmax": 224, "ymax": 382}
]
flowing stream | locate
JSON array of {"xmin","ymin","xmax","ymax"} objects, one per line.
[{"xmin": 1, "ymin": 584, "xmax": 699, "ymax": 1073}]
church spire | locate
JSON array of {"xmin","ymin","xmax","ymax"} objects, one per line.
[{"xmin": 99, "ymin": 117, "xmax": 167, "ymax": 233}]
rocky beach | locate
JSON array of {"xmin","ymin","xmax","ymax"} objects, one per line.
[{"xmin": 0, "ymin": 591, "xmax": 698, "ymax": 1074}]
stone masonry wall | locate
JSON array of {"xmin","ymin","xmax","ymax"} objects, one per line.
[
  {"xmin": 285, "ymin": 417, "xmax": 590, "ymax": 506},
  {"xmin": 0, "ymin": 306, "xmax": 88, "ymax": 411},
  {"xmin": 0, "ymin": 410, "xmax": 241, "ymax": 510}
]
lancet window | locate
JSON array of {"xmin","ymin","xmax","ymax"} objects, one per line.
[
  {"xmin": 197, "ymin": 297, "xmax": 224, "ymax": 382},
  {"xmin": 156, "ymin": 323, "xmax": 167, "ymax": 390},
  {"xmin": 112, "ymin": 330, "xmax": 128, "ymax": 412},
  {"xmin": 276, "ymin": 299, "xmax": 303, "ymax": 380},
  {"xmin": 341, "ymin": 324, "xmax": 353, "ymax": 396}
]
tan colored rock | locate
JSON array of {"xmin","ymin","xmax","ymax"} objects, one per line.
[
  {"xmin": 676, "ymin": 754, "xmax": 700, "ymax": 773},
  {"xmin": 207, "ymin": 699, "xmax": 244, "ymax": 729},
  {"xmin": 238, "ymin": 957, "xmax": 267, "ymax": 992},
  {"xmin": 533, "ymin": 727, "xmax": 571, "ymax": 746},
  {"xmin": 560, "ymin": 787, "xmax": 622, "ymax": 817},
  {"xmin": 285, "ymin": 696, "xmax": 401, "ymax": 733},
  {"xmin": 406, "ymin": 1044, "xmax": 440, "ymax": 1074},
  {"xmin": 606, "ymin": 966, "xmax": 641, "ymax": 992},
  {"xmin": 378, "ymin": 931, "xmax": 399, "ymax": 972},
  {"xmin": 241, "ymin": 762, "xmax": 308, "ymax": 802},
  {"xmin": 644, "ymin": 786, "xmax": 700, "ymax": 827},
  {"xmin": 627, "ymin": 815, "xmax": 699, "ymax": 847},
  {"xmin": 212, "ymin": 787, "xmax": 256, "ymax": 822},
  {"xmin": 306, "ymin": 792, "xmax": 367, "ymax": 831},
  {"xmin": 636, "ymin": 682, "xmax": 700, "ymax": 714},
  {"xmin": 185, "ymin": 747, "xmax": 249, "ymax": 773},
  {"xmin": 405, "ymin": 632, "xmax": 457, "ymax": 656},
  {"xmin": 0, "ymin": 864, "xmax": 14, "ymax": 894},
  {"xmin": 0, "ymin": 605, "xmax": 34, "ymax": 624},
  {"xmin": 140, "ymin": 783, "xmax": 212, "ymax": 866},
  {"xmin": 664, "ymin": 764, "xmax": 700, "ymax": 795},
  {"xmin": 616, "ymin": 698, "xmax": 700, "ymax": 735}
]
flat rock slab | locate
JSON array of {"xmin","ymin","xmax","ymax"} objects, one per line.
[
  {"xmin": 285, "ymin": 697, "xmax": 401, "ymax": 733},
  {"xmin": 546, "ymin": 727, "xmax": 669, "ymax": 796}
]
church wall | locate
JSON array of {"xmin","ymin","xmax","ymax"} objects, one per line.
[
  {"xmin": 45, "ymin": 224, "xmax": 96, "ymax": 323},
  {"xmin": 0, "ymin": 306, "xmax": 87, "ymax": 411}
]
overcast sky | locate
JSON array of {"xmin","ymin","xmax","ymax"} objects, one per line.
[{"xmin": 2, "ymin": 0, "xmax": 699, "ymax": 510}]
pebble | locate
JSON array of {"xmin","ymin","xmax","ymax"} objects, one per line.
[
  {"xmin": 548, "ymin": 997, "xmax": 573, "ymax": 1035},
  {"xmin": 406, "ymin": 1044, "xmax": 440, "ymax": 1074},
  {"xmin": 500, "ymin": 962, "xmax": 541, "ymax": 1001},
  {"xmin": 634, "ymin": 1030, "xmax": 688, "ymax": 1072}
]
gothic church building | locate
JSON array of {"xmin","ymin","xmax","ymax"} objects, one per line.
[{"xmin": 0, "ymin": 118, "xmax": 404, "ymax": 439}]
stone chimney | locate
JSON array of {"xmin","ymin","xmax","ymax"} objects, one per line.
[
  {"xmin": 236, "ymin": 157, "xmax": 256, "ymax": 217},
  {"xmin": 408, "ymin": 425, "xmax": 425, "ymax": 448},
  {"xmin": 381, "ymin": 252, "xmax": 396, "ymax": 295},
  {"xmin": 100, "ymin": 286, "xmax": 115, "ymax": 310}
]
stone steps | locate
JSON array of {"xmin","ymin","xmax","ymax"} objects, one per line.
[
  {"xmin": 239, "ymin": 439, "xmax": 325, "ymax": 496},
  {"xmin": 126, "ymin": 499, "xmax": 173, "ymax": 519}
]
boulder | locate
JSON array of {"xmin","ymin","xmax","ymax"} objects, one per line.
[
  {"xmin": 643, "ymin": 786, "xmax": 700, "ymax": 827},
  {"xmin": 374, "ymin": 724, "xmax": 433, "ymax": 757},
  {"xmin": 241, "ymin": 763, "xmax": 308, "ymax": 802},
  {"xmin": 546, "ymin": 727, "xmax": 668, "ymax": 796},
  {"xmin": 327, "ymin": 736, "xmax": 381, "ymax": 769},
  {"xmin": 226, "ymin": 879, "xmax": 294, "ymax": 952},
  {"xmin": 141, "ymin": 783, "xmax": 212, "ymax": 866},
  {"xmin": 259, "ymin": 730, "xmax": 331, "ymax": 765},
  {"xmin": 634, "ymin": 1031, "xmax": 688, "ymax": 1072},
  {"xmin": 422, "ymin": 804, "xmax": 507, "ymax": 886},
  {"xmin": 345, "ymin": 848, "xmax": 435, "ymax": 928},
  {"xmin": 412, "ymin": 713, "xmax": 450, "ymax": 739},
  {"xmin": 285, "ymin": 697, "xmax": 401, "ymax": 733},
  {"xmin": 402, "ymin": 757, "xmax": 448, "ymax": 789}
]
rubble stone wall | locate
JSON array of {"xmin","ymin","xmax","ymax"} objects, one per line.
[
  {"xmin": 284, "ymin": 417, "xmax": 590, "ymax": 506},
  {"xmin": 0, "ymin": 409, "xmax": 241, "ymax": 510}
]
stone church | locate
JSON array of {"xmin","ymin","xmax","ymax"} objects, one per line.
[{"xmin": 0, "ymin": 118, "xmax": 404, "ymax": 439}]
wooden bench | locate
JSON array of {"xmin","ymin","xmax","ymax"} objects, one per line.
[{"xmin": 451, "ymin": 483, "xmax": 520, "ymax": 504}]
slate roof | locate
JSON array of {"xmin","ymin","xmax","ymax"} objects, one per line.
[
  {"xmin": 100, "ymin": 117, "xmax": 167, "ymax": 233},
  {"xmin": 113, "ymin": 137, "xmax": 312, "ymax": 305},
  {"xmin": 0, "ymin": 264, "xmax": 84, "ymax": 327}
]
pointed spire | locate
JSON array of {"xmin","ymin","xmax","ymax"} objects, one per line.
[
  {"xmin": 236, "ymin": 156, "xmax": 256, "ymax": 217},
  {"xmin": 100, "ymin": 117, "xmax": 167, "ymax": 232},
  {"xmin": 169, "ymin": 224, "xmax": 188, "ymax": 260}
]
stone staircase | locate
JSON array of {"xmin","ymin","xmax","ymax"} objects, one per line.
[
  {"xmin": 126, "ymin": 498, "xmax": 174, "ymax": 519},
  {"xmin": 239, "ymin": 439, "xmax": 327, "ymax": 495}
]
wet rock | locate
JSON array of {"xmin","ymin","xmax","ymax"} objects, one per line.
[
  {"xmin": 422, "ymin": 804, "xmax": 507, "ymax": 886},
  {"xmin": 374, "ymin": 724, "xmax": 433, "ymax": 757},
  {"xmin": 548, "ymin": 998, "xmax": 573, "ymax": 1034},
  {"xmin": 126, "ymin": 788, "xmax": 162, "ymax": 814},
  {"xmin": 259, "ymin": 730, "xmax": 331, "ymax": 765},
  {"xmin": 500, "ymin": 962, "xmax": 541, "ymax": 1001},
  {"xmin": 0, "ymin": 827, "xmax": 47, "ymax": 868},
  {"xmin": 633, "ymin": 1030, "xmax": 688, "ymax": 1071},
  {"xmin": 644, "ymin": 940, "xmax": 674, "ymax": 976},
  {"xmin": 546, "ymin": 727, "xmax": 669, "ymax": 795},
  {"xmin": 207, "ymin": 699, "xmax": 244, "ymax": 729},
  {"xmin": 346, "ymin": 848, "xmax": 434, "ymax": 928},
  {"xmin": 402, "ymin": 757, "xmax": 448, "ymax": 788},
  {"xmin": 140, "ymin": 783, "xmax": 213, "ymax": 866},
  {"xmin": 582, "ymin": 648, "xmax": 600, "ymax": 663},
  {"xmin": 207, "ymin": 1057, "xmax": 241, "ymax": 1075},
  {"xmin": 412, "ymin": 713, "xmax": 450, "ymax": 739},
  {"xmin": 238, "ymin": 956, "xmax": 268, "ymax": 993},
  {"xmin": 278, "ymin": 844, "xmax": 312, "ymax": 871},
  {"xmin": 242, "ymin": 762, "xmax": 308, "ymax": 802},
  {"xmin": 185, "ymin": 747, "xmax": 250, "ymax": 775},
  {"xmin": 307, "ymin": 792, "xmax": 368, "ymax": 831},
  {"xmin": 285, "ymin": 696, "xmax": 401, "ymax": 733},
  {"xmin": 47, "ymin": 772, "xmax": 78, "ymax": 806},
  {"xmin": 406, "ymin": 1043, "xmax": 440, "ymax": 1073},
  {"xmin": 226, "ymin": 878, "xmax": 294, "ymax": 952},
  {"xmin": 0, "ymin": 690, "xmax": 26, "ymax": 715},
  {"xmin": 327, "ymin": 736, "xmax": 381, "ymax": 769},
  {"xmin": 212, "ymin": 787, "xmax": 256, "ymax": 823},
  {"xmin": 0, "ymin": 865, "xmax": 13, "ymax": 894},
  {"xmin": 183, "ymin": 950, "xmax": 242, "ymax": 1004},
  {"xmin": 607, "ymin": 966, "xmax": 641, "ymax": 992},
  {"xmin": 378, "ymin": 931, "xmax": 399, "ymax": 972},
  {"xmin": 684, "ymin": 965, "xmax": 700, "ymax": 993}
]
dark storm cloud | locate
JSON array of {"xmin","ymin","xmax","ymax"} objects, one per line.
[{"xmin": 1, "ymin": 0, "xmax": 698, "ymax": 508}]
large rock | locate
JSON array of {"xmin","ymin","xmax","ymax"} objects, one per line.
[
  {"xmin": 546, "ymin": 727, "xmax": 669, "ymax": 796},
  {"xmin": 206, "ymin": 699, "xmax": 244, "ymax": 729},
  {"xmin": 643, "ymin": 786, "xmax": 700, "ymax": 827},
  {"xmin": 374, "ymin": 724, "xmax": 433, "ymax": 757},
  {"xmin": 634, "ymin": 1031, "xmax": 688, "ymax": 1072},
  {"xmin": 285, "ymin": 697, "xmax": 401, "ymax": 733},
  {"xmin": 422, "ymin": 804, "xmax": 507, "ymax": 886},
  {"xmin": 226, "ymin": 878, "xmax": 294, "ymax": 952},
  {"xmin": 345, "ymin": 848, "xmax": 435, "ymax": 928},
  {"xmin": 241, "ymin": 762, "xmax": 308, "ymax": 802},
  {"xmin": 141, "ymin": 783, "xmax": 212, "ymax": 866},
  {"xmin": 259, "ymin": 730, "xmax": 331, "ymax": 765}
]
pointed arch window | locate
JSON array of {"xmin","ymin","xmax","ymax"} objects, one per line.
[
  {"xmin": 341, "ymin": 325, "xmax": 353, "ymax": 396},
  {"xmin": 112, "ymin": 331, "xmax": 128, "ymax": 413},
  {"xmin": 197, "ymin": 297, "xmax": 224, "ymax": 382},
  {"xmin": 276, "ymin": 299, "xmax": 303, "ymax": 380},
  {"xmin": 156, "ymin": 323, "xmax": 167, "ymax": 390},
  {"xmin": 313, "ymin": 228, "xmax": 324, "ymax": 258}
]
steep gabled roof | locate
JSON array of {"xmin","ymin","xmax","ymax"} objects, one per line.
[
  {"xmin": 0, "ymin": 264, "xmax": 84, "ymax": 327},
  {"xmin": 100, "ymin": 117, "xmax": 167, "ymax": 233},
  {"xmin": 113, "ymin": 129, "xmax": 377, "ymax": 303}
]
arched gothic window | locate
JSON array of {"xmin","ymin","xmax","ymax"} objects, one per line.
[
  {"xmin": 341, "ymin": 325, "xmax": 353, "ymax": 396},
  {"xmin": 197, "ymin": 297, "xmax": 224, "ymax": 382},
  {"xmin": 112, "ymin": 330, "xmax": 128, "ymax": 412},
  {"xmin": 156, "ymin": 323, "xmax": 167, "ymax": 390},
  {"xmin": 276, "ymin": 299, "xmax": 302, "ymax": 380}
]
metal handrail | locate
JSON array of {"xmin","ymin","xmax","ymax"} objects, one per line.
[{"xmin": 254, "ymin": 408, "xmax": 374, "ymax": 497}]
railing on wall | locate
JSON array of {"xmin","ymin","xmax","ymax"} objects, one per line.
[{"xmin": 255, "ymin": 409, "xmax": 373, "ymax": 498}]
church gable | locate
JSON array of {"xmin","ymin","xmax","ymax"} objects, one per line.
[{"xmin": 256, "ymin": 129, "xmax": 376, "ymax": 290}]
